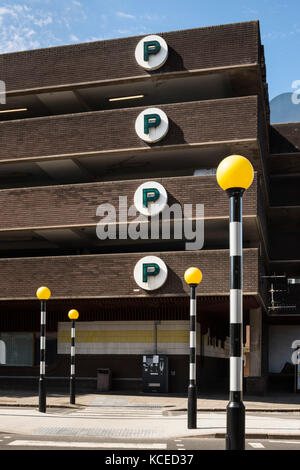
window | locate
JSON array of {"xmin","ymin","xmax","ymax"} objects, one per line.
[{"xmin": 0, "ymin": 333, "xmax": 34, "ymax": 366}]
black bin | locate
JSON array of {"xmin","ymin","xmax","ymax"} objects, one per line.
[{"xmin": 97, "ymin": 368, "xmax": 112, "ymax": 392}]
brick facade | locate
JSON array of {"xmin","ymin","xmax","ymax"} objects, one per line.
[
  {"xmin": 0, "ymin": 248, "xmax": 260, "ymax": 300},
  {"xmin": 1, "ymin": 21, "xmax": 260, "ymax": 92},
  {"xmin": 1, "ymin": 21, "xmax": 296, "ymax": 393},
  {"xmin": 0, "ymin": 174, "xmax": 259, "ymax": 230},
  {"xmin": 0, "ymin": 97, "xmax": 260, "ymax": 162}
]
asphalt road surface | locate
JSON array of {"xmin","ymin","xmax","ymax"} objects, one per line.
[{"xmin": 1, "ymin": 433, "xmax": 300, "ymax": 451}]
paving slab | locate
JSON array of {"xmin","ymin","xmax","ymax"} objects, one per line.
[
  {"xmin": 0, "ymin": 390, "xmax": 299, "ymax": 440},
  {"xmin": 0, "ymin": 408, "xmax": 300, "ymax": 440},
  {"xmin": 0, "ymin": 390, "xmax": 299, "ymax": 411}
]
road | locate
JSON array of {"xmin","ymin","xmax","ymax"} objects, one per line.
[
  {"xmin": 1, "ymin": 404, "xmax": 300, "ymax": 453},
  {"xmin": 1, "ymin": 433, "xmax": 300, "ymax": 451}
]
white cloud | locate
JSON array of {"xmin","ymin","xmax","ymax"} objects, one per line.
[
  {"xmin": 25, "ymin": 29, "xmax": 36, "ymax": 38},
  {"xmin": 0, "ymin": 25, "xmax": 40, "ymax": 53},
  {"xmin": 0, "ymin": 7, "xmax": 17, "ymax": 16},
  {"xmin": 141, "ymin": 13, "xmax": 165, "ymax": 22},
  {"xmin": 262, "ymin": 25, "xmax": 300, "ymax": 41},
  {"xmin": 115, "ymin": 29, "xmax": 131, "ymax": 35},
  {"xmin": 70, "ymin": 33, "xmax": 79, "ymax": 41},
  {"xmin": 84, "ymin": 36, "xmax": 105, "ymax": 43},
  {"xmin": 0, "ymin": 4, "xmax": 55, "ymax": 53},
  {"xmin": 116, "ymin": 11, "xmax": 136, "ymax": 19},
  {"xmin": 32, "ymin": 15, "xmax": 53, "ymax": 27}
]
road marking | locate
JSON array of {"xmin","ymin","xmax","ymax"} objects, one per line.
[
  {"xmin": 249, "ymin": 442, "xmax": 265, "ymax": 448},
  {"xmin": 8, "ymin": 440, "xmax": 167, "ymax": 449},
  {"xmin": 176, "ymin": 442, "xmax": 186, "ymax": 450},
  {"xmin": 269, "ymin": 440, "xmax": 300, "ymax": 444},
  {"xmin": 68, "ymin": 407, "xmax": 165, "ymax": 420}
]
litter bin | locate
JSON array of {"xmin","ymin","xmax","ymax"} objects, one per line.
[{"xmin": 97, "ymin": 368, "xmax": 112, "ymax": 392}]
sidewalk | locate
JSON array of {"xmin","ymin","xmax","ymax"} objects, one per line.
[
  {"xmin": 0, "ymin": 389, "xmax": 300, "ymax": 412},
  {"xmin": 0, "ymin": 390, "xmax": 300, "ymax": 440}
]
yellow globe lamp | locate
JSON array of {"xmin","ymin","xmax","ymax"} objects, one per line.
[
  {"xmin": 216, "ymin": 155, "xmax": 254, "ymax": 191},
  {"xmin": 184, "ymin": 267, "xmax": 203, "ymax": 286},
  {"xmin": 36, "ymin": 286, "xmax": 51, "ymax": 300},
  {"xmin": 68, "ymin": 309, "xmax": 79, "ymax": 320}
]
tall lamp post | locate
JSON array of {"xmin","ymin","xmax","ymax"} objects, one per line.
[
  {"xmin": 184, "ymin": 267, "xmax": 203, "ymax": 429},
  {"xmin": 36, "ymin": 286, "xmax": 51, "ymax": 413},
  {"xmin": 216, "ymin": 154, "xmax": 254, "ymax": 450},
  {"xmin": 68, "ymin": 309, "xmax": 79, "ymax": 404}
]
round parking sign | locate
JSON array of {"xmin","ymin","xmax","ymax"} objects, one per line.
[
  {"xmin": 135, "ymin": 107, "xmax": 169, "ymax": 143},
  {"xmin": 134, "ymin": 181, "xmax": 168, "ymax": 216},
  {"xmin": 134, "ymin": 256, "xmax": 168, "ymax": 291},
  {"xmin": 135, "ymin": 35, "xmax": 168, "ymax": 71}
]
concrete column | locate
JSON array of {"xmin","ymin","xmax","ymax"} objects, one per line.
[
  {"xmin": 249, "ymin": 307, "xmax": 262, "ymax": 377},
  {"xmin": 246, "ymin": 307, "xmax": 267, "ymax": 395}
]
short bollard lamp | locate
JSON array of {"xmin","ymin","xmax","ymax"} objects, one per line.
[
  {"xmin": 36, "ymin": 286, "xmax": 51, "ymax": 413},
  {"xmin": 68, "ymin": 309, "xmax": 79, "ymax": 405},
  {"xmin": 216, "ymin": 154, "xmax": 254, "ymax": 451},
  {"xmin": 184, "ymin": 267, "xmax": 203, "ymax": 429}
]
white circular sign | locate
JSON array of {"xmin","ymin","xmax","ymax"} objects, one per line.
[
  {"xmin": 135, "ymin": 35, "xmax": 168, "ymax": 70},
  {"xmin": 134, "ymin": 256, "xmax": 168, "ymax": 291},
  {"xmin": 135, "ymin": 107, "xmax": 169, "ymax": 143},
  {"xmin": 134, "ymin": 181, "xmax": 168, "ymax": 216}
]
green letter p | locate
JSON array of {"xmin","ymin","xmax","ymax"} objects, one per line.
[
  {"xmin": 143, "ymin": 263, "xmax": 160, "ymax": 283},
  {"xmin": 144, "ymin": 40, "xmax": 161, "ymax": 61},
  {"xmin": 144, "ymin": 114, "xmax": 161, "ymax": 134},
  {"xmin": 143, "ymin": 188, "xmax": 160, "ymax": 207}
]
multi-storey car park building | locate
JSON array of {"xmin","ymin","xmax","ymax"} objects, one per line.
[{"xmin": 0, "ymin": 20, "xmax": 299, "ymax": 394}]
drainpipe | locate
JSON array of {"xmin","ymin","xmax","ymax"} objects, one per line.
[{"xmin": 154, "ymin": 321, "xmax": 161, "ymax": 355}]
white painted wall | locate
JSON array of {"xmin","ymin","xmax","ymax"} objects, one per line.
[{"xmin": 0, "ymin": 340, "xmax": 5, "ymax": 364}]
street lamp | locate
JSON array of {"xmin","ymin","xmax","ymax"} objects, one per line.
[
  {"xmin": 216, "ymin": 154, "xmax": 254, "ymax": 450},
  {"xmin": 36, "ymin": 286, "xmax": 51, "ymax": 413},
  {"xmin": 184, "ymin": 267, "xmax": 203, "ymax": 429},
  {"xmin": 68, "ymin": 309, "xmax": 79, "ymax": 405}
]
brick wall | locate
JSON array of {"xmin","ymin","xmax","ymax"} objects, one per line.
[
  {"xmin": 270, "ymin": 123, "xmax": 300, "ymax": 154},
  {"xmin": 0, "ymin": 248, "xmax": 259, "ymax": 300},
  {"xmin": 0, "ymin": 97, "xmax": 259, "ymax": 162},
  {"xmin": 0, "ymin": 174, "xmax": 258, "ymax": 230},
  {"xmin": 0, "ymin": 21, "xmax": 260, "ymax": 92}
]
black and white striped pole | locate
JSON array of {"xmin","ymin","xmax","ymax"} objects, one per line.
[
  {"xmin": 68, "ymin": 309, "xmax": 79, "ymax": 404},
  {"xmin": 184, "ymin": 267, "xmax": 203, "ymax": 429},
  {"xmin": 216, "ymin": 155, "xmax": 254, "ymax": 450},
  {"xmin": 36, "ymin": 286, "xmax": 51, "ymax": 413}
]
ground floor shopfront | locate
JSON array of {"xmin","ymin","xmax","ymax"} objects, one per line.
[{"xmin": 0, "ymin": 295, "xmax": 286, "ymax": 394}]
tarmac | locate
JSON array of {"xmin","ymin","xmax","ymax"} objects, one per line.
[{"xmin": 0, "ymin": 389, "xmax": 300, "ymax": 440}]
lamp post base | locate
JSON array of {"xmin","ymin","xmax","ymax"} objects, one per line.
[
  {"xmin": 38, "ymin": 377, "xmax": 46, "ymax": 413},
  {"xmin": 70, "ymin": 377, "xmax": 76, "ymax": 405},
  {"xmin": 226, "ymin": 399, "xmax": 245, "ymax": 450},
  {"xmin": 187, "ymin": 384, "xmax": 197, "ymax": 429}
]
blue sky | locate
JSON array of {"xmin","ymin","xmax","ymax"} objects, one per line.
[{"xmin": 0, "ymin": 0, "xmax": 299, "ymax": 100}]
